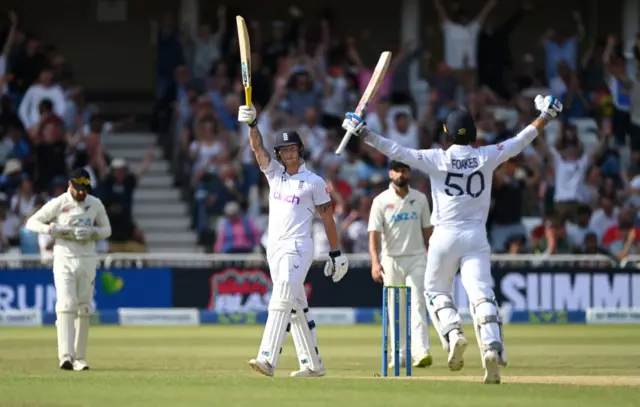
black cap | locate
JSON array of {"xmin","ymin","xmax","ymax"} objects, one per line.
[
  {"xmin": 444, "ymin": 109, "xmax": 477, "ymax": 144},
  {"xmin": 273, "ymin": 131, "xmax": 304, "ymax": 150},
  {"xmin": 69, "ymin": 168, "xmax": 91, "ymax": 192},
  {"xmin": 389, "ymin": 160, "xmax": 410, "ymax": 171}
]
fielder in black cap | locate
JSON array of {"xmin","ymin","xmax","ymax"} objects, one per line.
[
  {"xmin": 68, "ymin": 168, "xmax": 91, "ymax": 201},
  {"xmin": 388, "ymin": 160, "xmax": 411, "ymax": 188}
]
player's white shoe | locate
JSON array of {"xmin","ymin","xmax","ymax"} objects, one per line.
[
  {"xmin": 73, "ymin": 359, "xmax": 89, "ymax": 371},
  {"xmin": 249, "ymin": 358, "xmax": 274, "ymax": 377},
  {"xmin": 59, "ymin": 355, "xmax": 73, "ymax": 371},
  {"xmin": 447, "ymin": 331, "xmax": 468, "ymax": 372},
  {"xmin": 483, "ymin": 350, "xmax": 501, "ymax": 384},
  {"xmin": 413, "ymin": 353, "xmax": 433, "ymax": 368},
  {"xmin": 290, "ymin": 365, "xmax": 326, "ymax": 377},
  {"xmin": 388, "ymin": 357, "xmax": 406, "ymax": 369}
]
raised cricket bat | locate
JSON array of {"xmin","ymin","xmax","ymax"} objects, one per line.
[
  {"xmin": 335, "ymin": 51, "xmax": 392, "ymax": 155},
  {"xmin": 236, "ymin": 15, "xmax": 252, "ymax": 107}
]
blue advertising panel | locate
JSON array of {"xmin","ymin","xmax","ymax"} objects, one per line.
[{"xmin": 0, "ymin": 268, "xmax": 172, "ymax": 312}]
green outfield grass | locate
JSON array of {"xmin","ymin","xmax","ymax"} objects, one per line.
[{"xmin": 0, "ymin": 325, "xmax": 638, "ymax": 407}]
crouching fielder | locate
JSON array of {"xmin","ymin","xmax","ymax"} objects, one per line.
[
  {"xmin": 344, "ymin": 95, "xmax": 562, "ymax": 384},
  {"xmin": 238, "ymin": 104, "xmax": 349, "ymax": 377},
  {"xmin": 26, "ymin": 169, "xmax": 111, "ymax": 371},
  {"xmin": 368, "ymin": 160, "xmax": 433, "ymax": 369}
]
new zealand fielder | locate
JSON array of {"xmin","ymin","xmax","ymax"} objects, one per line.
[
  {"xmin": 26, "ymin": 168, "xmax": 111, "ymax": 371},
  {"xmin": 343, "ymin": 95, "xmax": 563, "ymax": 384},
  {"xmin": 238, "ymin": 104, "xmax": 349, "ymax": 377},
  {"xmin": 368, "ymin": 160, "xmax": 433, "ymax": 369}
]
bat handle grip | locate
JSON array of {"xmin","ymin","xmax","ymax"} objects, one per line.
[{"xmin": 335, "ymin": 129, "xmax": 354, "ymax": 155}]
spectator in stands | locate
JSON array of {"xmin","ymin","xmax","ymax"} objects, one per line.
[
  {"xmin": 19, "ymin": 196, "xmax": 45, "ymax": 254},
  {"xmin": 150, "ymin": 13, "xmax": 185, "ymax": 101},
  {"xmin": 603, "ymin": 211, "xmax": 640, "ymax": 261},
  {"xmin": 101, "ymin": 152, "xmax": 154, "ymax": 219},
  {"xmin": 213, "ymin": 202, "xmax": 260, "ymax": 254},
  {"xmin": 10, "ymin": 177, "xmax": 35, "ymax": 220},
  {"xmin": 31, "ymin": 112, "xmax": 67, "ymax": 192},
  {"xmin": 324, "ymin": 161, "xmax": 351, "ymax": 214},
  {"xmin": 341, "ymin": 195, "xmax": 371, "ymax": 253},
  {"xmin": 490, "ymin": 157, "xmax": 536, "ymax": 252},
  {"xmin": 18, "ymin": 67, "xmax": 66, "ymax": 129},
  {"xmin": 152, "ymin": 64, "xmax": 192, "ymax": 134},
  {"xmin": 505, "ymin": 234, "xmax": 528, "ymax": 254},
  {"xmin": 0, "ymin": 95, "xmax": 24, "ymax": 132},
  {"xmin": 63, "ymin": 86, "xmax": 95, "ymax": 133},
  {"xmin": 188, "ymin": 5, "xmax": 226, "ymax": 87},
  {"xmin": 534, "ymin": 212, "xmax": 571, "ymax": 254},
  {"xmin": 603, "ymin": 36, "xmax": 632, "ymax": 148},
  {"xmin": 189, "ymin": 116, "xmax": 229, "ymax": 185},
  {"xmin": 540, "ymin": 11, "xmax": 584, "ymax": 83},
  {"xmin": 0, "ymin": 11, "xmax": 17, "ymax": 97},
  {"xmin": 566, "ymin": 204, "xmax": 594, "ymax": 251},
  {"xmin": 10, "ymin": 34, "xmax": 45, "ymax": 96},
  {"xmin": 0, "ymin": 158, "xmax": 26, "ymax": 197},
  {"xmin": 589, "ymin": 195, "xmax": 620, "ymax": 242},
  {"xmin": 561, "ymin": 73, "xmax": 592, "ymax": 122},
  {"xmin": 107, "ymin": 199, "xmax": 147, "ymax": 253}
]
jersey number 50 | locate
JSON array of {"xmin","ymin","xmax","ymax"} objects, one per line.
[{"xmin": 445, "ymin": 171, "xmax": 485, "ymax": 198}]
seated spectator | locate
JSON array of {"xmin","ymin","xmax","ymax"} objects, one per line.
[
  {"xmin": 18, "ymin": 66, "xmax": 66, "ymax": 130},
  {"xmin": 505, "ymin": 234, "xmax": 529, "ymax": 254},
  {"xmin": 0, "ymin": 158, "xmax": 28, "ymax": 197},
  {"xmin": 189, "ymin": 117, "xmax": 229, "ymax": 185},
  {"xmin": 534, "ymin": 212, "xmax": 572, "ymax": 254},
  {"xmin": 10, "ymin": 177, "xmax": 35, "ymax": 219},
  {"xmin": 106, "ymin": 201, "xmax": 147, "ymax": 253},
  {"xmin": 602, "ymin": 211, "xmax": 640, "ymax": 261},
  {"xmin": 588, "ymin": 195, "xmax": 620, "ymax": 242},
  {"xmin": 213, "ymin": 202, "xmax": 261, "ymax": 254},
  {"xmin": 341, "ymin": 195, "xmax": 371, "ymax": 253},
  {"xmin": 566, "ymin": 204, "xmax": 594, "ymax": 250},
  {"xmin": 19, "ymin": 196, "xmax": 46, "ymax": 254}
]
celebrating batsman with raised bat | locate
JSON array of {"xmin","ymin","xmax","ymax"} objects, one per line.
[
  {"xmin": 236, "ymin": 15, "xmax": 349, "ymax": 378},
  {"xmin": 342, "ymin": 95, "xmax": 563, "ymax": 384}
]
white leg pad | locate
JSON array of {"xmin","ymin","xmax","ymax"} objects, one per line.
[
  {"xmin": 75, "ymin": 303, "xmax": 92, "ymax": 360},
  {"xmin": 291, "ymin": 307, "xmax": 322, "ymax": 371},
  {"xmin": 426, "ymin": 293, "xmax": 462, "ymax": 352},
  {"xmin": 258, "ymin": 280, "xmax": 295, "ymax": 368},
  {"xmin": 470, "ymin": 298, "xmax": 507, "ymax": 366},
  {"xmin": 55, "ymin": 295, "xmax": 77, "ymax": 361}
]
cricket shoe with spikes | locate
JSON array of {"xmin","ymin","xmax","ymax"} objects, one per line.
[
  {"xmin": 59, "ymin": 355, "xmax": 73, "ymax": 371},
  {"xmin": 73, "ymin": 359, "xmax": 89, "ymax": 371},
  {"xmin": 447, "ymin": 331, "xmax": 468, "ymax": 372},
  {"xmin": 290, "ymin": 365, "xmax": 326, "ymax": 377},
  {"xmin": 249, "ymin": 358, "xmax": 275, "ymax": 377},
  {"xmin": 483, "ymin": 350, "xmax": 502, "ymax": 384},
  {"xmin": 413, "ymin": 353, "xmax": 433, "ymax": 368}
]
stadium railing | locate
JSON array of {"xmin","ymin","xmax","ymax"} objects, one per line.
[{"xmin": 0, "ymin": 253, "xmax": 619, "ymax": 269}]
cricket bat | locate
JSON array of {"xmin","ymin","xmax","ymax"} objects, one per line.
[
  {"xmin": 236, "ymin": 15, "xmax": 252, "ymax": 107},
  {"xmin": 335, "ymin": 51, "xmax": 392, "ymax": 155}
]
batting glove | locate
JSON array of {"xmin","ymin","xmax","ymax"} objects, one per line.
[
  {"xmin": 49, "ymin": 223, "xmax": 73, "ymax": 239},
  {"xmin": 324, "ymin": 250, "xmax": 349, "ymax": 283},
  {"xmin": 534, "ymin": 95, "xmax": 563, "ymax": 120},
  {"xmin": 341, "ymin": 112, "xmax": 369, "ymax": 137},
  {"xmin": 238, "ymin": 105, "xmax": 257, "ymax": 127}
]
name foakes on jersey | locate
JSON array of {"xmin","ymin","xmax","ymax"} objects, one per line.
[
  {"xmin": 451, "ymin": 158, "xmax": 479, "ymax": 170},
  {"xmin": 208, "ymin": 268, "xmax": 312, "ymax": 312}
]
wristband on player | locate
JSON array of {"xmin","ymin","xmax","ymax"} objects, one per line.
[
  {"xmin": 539, "ymin": 112, "xmax": 553, "ymax": 121},
  {"xmin": 329, "ymin": 249, "xmax": 342, "ymax": 258},
  {"xmin": 248, "ymin": 118, "xmax": 258, "ymax": 128}
]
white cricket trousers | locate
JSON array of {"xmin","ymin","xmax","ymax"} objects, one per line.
[
  {"xmin": 381, "ymin": 254, "xmax": 430, "ymax": 359},
  {"xmin": 424, "ymin": 226, "xmax": 494, "ymax": 306},
  {"xmin": 53, "ymin": 256, "xmax": 97, "ymax": 315},
  {"xmin": 267, "ymin": 239, "xmax": 313, "ymax": 312}
]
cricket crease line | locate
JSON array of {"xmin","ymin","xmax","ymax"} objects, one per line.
[{"xmin": 338, "ymin": 375, "xmax": 640, "ymax": 387}]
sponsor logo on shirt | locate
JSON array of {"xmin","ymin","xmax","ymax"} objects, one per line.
[
  {"xmin": 390, "ymin": 211, "xmax": 418, "ymax": 222},
  {"xmin": 273, "ymin": 191, "xmax": 301, "ymax": 205}
]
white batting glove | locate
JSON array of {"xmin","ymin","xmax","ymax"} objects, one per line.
[
  {"xmin": 324, "ymin": 250, "xmax": 349, "ymax": 283},
  {"xmin": 49, "ymin": 223, "xmax": 73, "ymax": 239},
  {"xmin": 74, "ymin": 227, "xmax": 95, "ymax": 241},
  {"xmin": 534, "ymin": 95, "xmax": 563, "ymax": 120},
  {"xmin": 238, "ymin": 105, "xmax": 257, "ymax": 126},
  {"xmin": 341, "ymin": 112, "xmax": 369, "ymax": 137}
]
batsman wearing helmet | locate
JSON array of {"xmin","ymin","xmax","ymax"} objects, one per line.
[
  {"xmin": 238, "ymin": 104, "xmax": 349, "ymax": 377},
  {"xmin": 342, "ymin": 95, "xmax": 563, "ymax": 384}
]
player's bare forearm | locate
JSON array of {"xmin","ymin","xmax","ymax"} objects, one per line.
[
  {"xmin": 317, "ymin": 202, "xmax": 339, "ymax": 251},
  {"xmin": 531, "ymin": 117, "xmax": 552, "ymax": 134},
  {"xmin": 369, "ymin": 231, "xmax": 382, "ymax": 265},
  {"xmin": 422, "ymin": 227, "xmax": 433, "ymax": 251},
  {"xmin": 249, "ymin": 126, "xmax": 272, "ymax": 170}
]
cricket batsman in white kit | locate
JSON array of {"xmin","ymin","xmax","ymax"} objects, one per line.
[
  {"xmin": 26, "ymin": 168, "xmax": 112, "ymax": 371},
  {"xmin": 343, "ymin": 95, "xmax": 563, "ymax": 384},
  {"xmin": 238, "ymin": 104, "xmax": 349, "ymax": 377},
  {"xmin": 368, "ymin": 160, "xmax": 433, "ymax": 369}
]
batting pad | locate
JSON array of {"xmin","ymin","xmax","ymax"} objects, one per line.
[
  {"xmin": 291, "ymin": 308, "xmax": 322, "ymax": 371},
  {"xmin": 258, "ymin": 280, "xmax": 295, "ymax": 368}
]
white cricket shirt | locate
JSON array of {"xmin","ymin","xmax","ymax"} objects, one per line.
[
  {"xmin": 262, "ymin": 159, "xmax": 331, "ymax": 249},
  {"xmin": 364, "ymin": 125, "xmax": 539, "ymax": 229},
  {"xmin": 26, "ymin": 191, "xmax": 111, "ymax": 257},
  {"xmin": 368, "ymin": 185, "xmax": 431, "ymax": 257}
]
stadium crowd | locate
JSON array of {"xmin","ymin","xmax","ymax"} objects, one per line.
[
  {"xmin": 156, "ymin": 1, "xmax": 640, "ymax": 261},
  {"xmin": 0, "ymin": 10, "xmax": 147, "ymax": 256}
]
